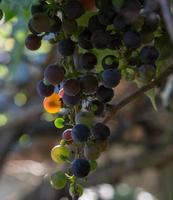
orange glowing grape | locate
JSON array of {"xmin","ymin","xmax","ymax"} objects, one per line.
[{"xmin": 43, "ymin": 93, "xmax": 62, "ymax": 114}]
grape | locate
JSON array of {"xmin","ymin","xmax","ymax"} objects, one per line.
[
  {"xmin": 80, "ymin": 75, "xmax": 98, "ymax": 94},
  {"xmin": 44, "ymin": 65, "xmax": 65, "ymax": 85},
  {"xmin": 90, "ymin": 160, "xmax": 97, "ymax": 171},
  {"xmin": 95, "ymin": 0, "xmax": 112, "ymax": 9},
  {"xmin": 122, "ymin": 0, "xmax": 141, "ymax": 23},
  {"xmin": 143, "ymin": 12, "xmax": 160, "ymax": 32},
  {"xmin": 108, "ymin": 35, "xmax": 122, "ymax": 50},
  {"xmin": 69, "ymin": 183, "xmax": 83, "ymax": 198},
  {"xmin": 28, "ymin": 20, "xmax": 39, "ymax": 35},
  {"xmin": 138, "ymin": 64, "xmax": 156, "ymax": 82},
  {"xmin": 78, "ymin": 28, "xmax": 93, "ymax": 49},
  {"xmin": 30, "ymin": 13, "xmax": 51, "ymax": 33},
  {"xmin": 31, "ymin": 1, "xmax": 47, "ymax": 15},
  {"xmin": 51, "ymin": 145, "xmax": 70, "ymax": 163},
  {"xmin": 62, "ymin": 129, "xmax": 73, "ymax": 142},
  {"xmin": 88, "ymin": 15, "xmax": 106, "ymax": 32},
  {"xmin": 36, "ymin": 80, "xmax": 54, "ymax": 97},
  {"xmin": 91, "ymin": 30, "xmax": 110, "ymax": 49},
  {"xmin": 63, "ymin": 79, "xmax": 81, "ymax": 96},
  {"xmin": 140, "ymin": 30, "xmax": 154, "ymax": 44},
  {"xmin": 84, "ymin": 143, "xmax": 100, "ymax": 160},
  {"xmin": 72, "ymin": 124, "xmax": 90, "ymax": 143},
  {"xmin": 73, "ymin": 53, "xmax": 84, "ymax": 72},
  {"xmin": 25, "ymin": 34, "xmax": 41, "ymax": 50},
  {"xmin": 92, "ymin": 123, "xmax": 110, "ymax": 140},
  {"xmin": 50, "ymin": 16, "xmax": 62, "ymax": 33},
  {"xmin": 96, "ymin": 85, "xmax": 114, "ymax": 102},
  {"xmin": 102, "ymin": 55, "xmax": 119, "ymax": 69},
  {"xmin": 123, "ymin": 30, "xmax": 141, "ymax": 49},
  {"xmin": 58, "ymin": 38, "xmax": 75, "ymax": 56},
  {"xmin": 113, "ymin": 15, "xmax": 129, "ymax": 32},
  {"xmin": 50, "ymin": 171, "xmax": 67, "ymax": 189},
  {"xmin": 79, "ymin": 52, "xmax": 97, "ymax": 70},
  {"xmin": 75, "ymin": 111, "xmax": 94, "ymax": 128},
  {"xmin": 140, "ymin": 45, "xmax": 159, "ymax": 64},
  {"xmin": 88, "ymin": 100, "xmax": 104, "ymax": 116},
  {"xmin": 43, "ymin": 93, "xmax": 62, "ymax": 114},
  {"xmin": 62, "ymin": 93, "xmax": 80, "ymax": 106},
  {"xmin": 64, "ymin": 0, "xmax": 85, "ymax": 19},
  {"xmin": 71, "ymin": 158, "xmax": 90, "ymax": 178},
  {"xmin": 54, "ymin": 118, "xmax": 65, "ymax": 129},
  {"xmin": 62, "ymin": 19, "xmax": 77, "ymax": 36},
  {"xmin": 102, "ymin": 69, "xmax": 121, "ymax": 88},
  {"xmin": 98, "ymin": 6, "xmax": 116, "ymax": 26}
]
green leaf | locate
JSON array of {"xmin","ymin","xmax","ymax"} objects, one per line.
[{"xmin": 146, "ymin": 89, "xmax": 157, "ymax": 111}]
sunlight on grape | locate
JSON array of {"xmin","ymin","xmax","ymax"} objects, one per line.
[
  {"xmin": 0, "ymin": 65, "xmax": 9, "ymax": 78},
  {"xmin": 98, "ymin": 184, "xmax": 114, "ymax": 199},
  {"xmin": 137, "ymin": 191, "xmax": 154, "ymax": 200},
  {"xmin": 0, "ymin": 114, "xmax": 8, "ymax": 127},
  {"xmin": 14, "ymin": 93, "xmax": 27, "ymax": 107},
  {"xmin": 116, "ymin": 183, "xmax": 131, "ymax": 196}
]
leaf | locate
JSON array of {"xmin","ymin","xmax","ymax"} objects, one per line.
[{"xmin": 146, "ymin": 89, "xmax": 157, "ymax": 111}]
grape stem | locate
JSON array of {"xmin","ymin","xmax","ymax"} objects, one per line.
[
  {"xmin": 158, "ymin": 0, "xmax": 173, "ymax": 42},
  {"xmin": 103, "ymin": 63, "xmax": 173, "ymax": 123}
]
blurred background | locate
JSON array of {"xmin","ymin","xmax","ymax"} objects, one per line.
[{"xmin": 1, "ymin": 1, "xmax": 173, "ymax": 200}]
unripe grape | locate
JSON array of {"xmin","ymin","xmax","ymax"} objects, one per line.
[
  {"xmin": 69, "ymin": 183, "xmax": 84, "ymax": 198},
  {"xmin": 50, "ymin": 171, "xmax": 67, "ymax": 189},
  {"xmin": 51, "ymin": 145, "xmax": 70, "ymax": 163},
  {"xmin": 84, "ymin": 143, "xmax": 100, "ymax": 160}
]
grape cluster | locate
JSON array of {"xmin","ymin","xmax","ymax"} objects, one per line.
[{"xmin": 25, "ymin": 0, "xmax": 161, "ymax": 198}]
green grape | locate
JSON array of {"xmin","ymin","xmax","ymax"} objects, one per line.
[
  {"xmin": 50, "ymin": 171, "xmax": 67, "ymax": 189},
  {"xmin": 69, "ymin": 183, "xmax": 84, "ymax": 198},
  {"xmin": 51, "ymin": 145, "xmax": 70, "ymax": 163},
  {"xmin": 54, "ymin": 118, "xmax": 65, "ymax": 129}
]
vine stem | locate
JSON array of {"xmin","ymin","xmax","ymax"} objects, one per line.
[{"xmin": 103, "ymin": 64, "xmax": 173, "ymax": 123}]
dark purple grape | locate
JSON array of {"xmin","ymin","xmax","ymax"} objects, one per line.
[
  {"xmin": 113, "ymin": 15, "xmax": 129, "ymax": 32},
  {"xmin": 102, "ymin": 69, "xmax": 121, "ymax": 88},
  {"xmin": 50, "ymin": 16, "xmax": 62, "ymax": 33},
  {"xmin": 95, "ymin": 0, "xmax": 112, "ymax": 9},
  {"xmin": 97, "ymin": 6, "xmax": 116, "ymax": 26},
  {"xmin": 44, "ymin": 65, "xmax": 65, "ymax": 85},
  {"xmin": 58, "ymin": 38, "xmax": 75, "ymax": 56},
  {"xmin": 122, "ymin": 0, "xmax": 141, "ymax": 23},
  {"xmin": 123, "ymin": 30, "xmax": 141, "ymax": 49},
  {"xmin": 31, "ymin": 1, "xmax": 48, "ymax": 15},
  {"xmin": 28, "ymin": 19, "xmax": 39, "ymax": 35},
  {"xmin": 92, "ymin": 123, "xmax": 110, "ymax": 140},
  {"xmin": 78, "ymin": 28, "xmax": 93, "ymax": 49},
  {"xmin": 80, "ymin": 75, "xmax": 98, "ymax": 94},
  {"xmin": 88, "ymin": 15, "xmax": 106, "ymax": 32},
  {"xmin": 62, "ymin": 19, "xmax": 77, "ymax": 35},
  {"xmin": 88, "ymin": 100, "xmax": 104, "ymax": 116},
  {"xmin": 71, "ymin": 158, "xmax": 90, "ymax": 178},
  {"xmin": 30, "ymin": 13, "xmax": 51, "ymax": 33},
  {"xmin": 79, "ymin": 52, "xmax": 97, "ymax": 70},
  {"xmin": 142, "ymin": 12, "xmax": 160, "ymax": 32},
  {"xmin": 62, "ymin": 93, "xmax": 80, "ymax": 106},
  {"xmin": 63, "ymin": 79, "xmax": 81, "ymax": 96},
  {"xmin": 102, "ymin": 55, "xmax": 119, "ymax": 69},
  {"xmin": 72, "ymin": 124, "xmax": 90, "ymax": 143},
  {"xmin": 140, "ymin": 46, "xmax": 159, "ymax": 64},
  {"xmin": 25, "ymin": 34, "xmax": 41, "ymax": 50},
  {"xmin": 64, "ymin": 0, "xmax": 84, "ymax": 19},
  {"xmin": 96, "ymin": 85, "xmax": 114, "ymax": 102},
  {"xmin": 91, "ymin": 30, "xmax": 110, "ymax": 49},
  {"xmin": 36, "ymin": 80, "xmax": 54, "ymax": 97}
]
